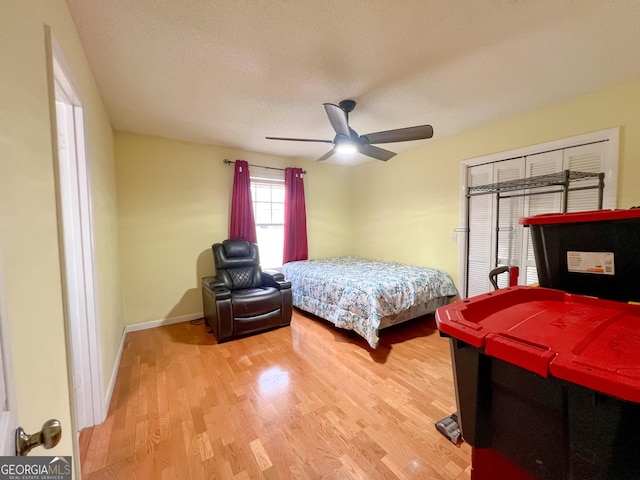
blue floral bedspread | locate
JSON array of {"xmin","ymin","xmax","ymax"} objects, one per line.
[{"xmin": 281, "ymin": 256, "xmax": 458, "ymax": 348}]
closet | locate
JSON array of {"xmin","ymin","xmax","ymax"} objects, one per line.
[{"xmin": 461, "ymin": 130, "xmax": 618, "ymax": 298}]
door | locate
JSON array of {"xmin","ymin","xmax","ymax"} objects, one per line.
[
  {"xmin": 466, "ymin": 163, "xmax": 494, "ymax": 297},
  {"xmin": 520, "ymin": 151, "xmax": 564, "ymax": 285},
  {"xmin": 53, "ymin": 51, "xmax": 104, "ymax": 430},
  {"xmin": 494, "ymin": 158, "xmax": 525, "ymax": 288},
  {"xmin": 564, "ymin": 143, "xmax": 608, "ymax": 212},
  {"xmin": 0, "ymin": 255, "xmax": 19, "ymax": 455},
  {"xmin": 461, "ymin": 129, "xmax": 618, "ymax": 297}
]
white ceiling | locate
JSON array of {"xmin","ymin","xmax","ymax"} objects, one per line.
[{"xmin": 65, "ymin": 0, "xmax": 640, "ymax": 166}]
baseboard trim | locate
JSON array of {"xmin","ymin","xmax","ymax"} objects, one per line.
[
  {"xmin": 104, "ymin": 329, "xmax": 126, "ymax": 417},
  {"xmin": 104, "ymin": 311, "xmax": 204, "ymax": 416},
  {"xmin": 124, "ymin": 312, "xmax": 204, "ymax": 334}
]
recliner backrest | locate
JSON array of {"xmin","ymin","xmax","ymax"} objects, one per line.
[{"xmin": 212, "ymin": 239, "xmax": 263, "ymax": 290}]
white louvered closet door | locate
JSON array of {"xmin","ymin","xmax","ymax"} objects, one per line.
[
  {"xmin": 494, "ymin": 158, "xmax": 525, "ymax": 288},
  {"xmin": 520, "ymin": 145, "xmax": 607, "ymax": 285},
  {"xmin": 466, "ymin": 163, "xmax": 494, "ymax": 297},
  {"xmin": 521, "ymin": 151, "xmax": 564, "ymax": 285},
  {"xmin": 461, "ymin": 128, "xmax": 618, "ymax": 298},
  {"xmin": 564, "ymin": 143, "xmax": 607, "ymax": 212}
]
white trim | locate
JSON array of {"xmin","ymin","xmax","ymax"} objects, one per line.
[
  {"xmin": 50, "ymin": 33, "xmax": 106, "ymax": 429},
  {"xmin": 0, "ymin": 253, "xmax": 19, "ymax": 456},
  {"xmin": 457, "ymin": 162, "xmax": 470, "ymax": 296},
  {"xmin": 104, "ymin": 330, "xmax": 126, "ymax": 417},
  {"xmin": 105, "ymin": 312, "xmax": 204, "ymax": 411},
  {"xmin": 124, "ymin": 312, "xmax": 204, "ymax": 334},
  {"xmin": 457, "ymin": 127, "xmax": 620, "ymax": 297},
  {"xmin": 72, "ymin": 101, "xmax": 107, "ymax": 424},
  {"xmin": 250, "ymin": 171, "xmax": 285, "ymax": 184},
  {"xmin": 459, "ymin": 128, "xmax": 620, "ymax": 167}
]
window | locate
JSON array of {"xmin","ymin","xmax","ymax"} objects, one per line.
[{"xmin": 250, "ymin": 172, "xmax": 285, "ymax": 268}]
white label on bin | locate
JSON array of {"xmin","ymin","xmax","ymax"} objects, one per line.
[{"xmin": 567, "ymin": 251, "xmax": 615, "ymax": 275}]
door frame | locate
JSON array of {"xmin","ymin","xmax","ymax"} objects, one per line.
[
  {"xmin": 0, "ymin": 253, "xmax": 19, "ymax": 456},
  {"xmin": 457, "ymin": 128, "xmax": 619, "ymax": 297},
  {"xmin": 47, "ymin": 28, "xmax": 106, "ymax": 431}
]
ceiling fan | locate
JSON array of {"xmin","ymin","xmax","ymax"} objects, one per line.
[{"xmin": 265, "ymin": 100, "xmax": 434, "ymax": 162}]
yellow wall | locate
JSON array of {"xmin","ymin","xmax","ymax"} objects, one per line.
[
  {"xmin": 115, "ymin": 132, "xmax": 353, "ymax": 325},
  {"xmin": 0, "ymin": 0, "xmax": 122, "ymax": 464},
  {"xmin": 116, "ymin": 80, "xmax": 640, "ymax": 325},
  {"xmin": 351, "ymin": 79, "xmax": 640, "ymax": 286}
]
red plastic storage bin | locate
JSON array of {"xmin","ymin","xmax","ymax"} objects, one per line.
[
  {"xmin": 520, "ymin": 208, "xmax": 640, "ymax": 302},
  {"xmin": 436, "ymin": 286, "xmax": 640, "ymax": 479},
  {"xmin": 471, "ymin": 448, "xmax": 536, "ymax": 480}
]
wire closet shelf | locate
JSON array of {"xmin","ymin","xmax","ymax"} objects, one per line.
[{"xmin": 467, "ymin": 170, "xmax": 604, "ymax": 197}]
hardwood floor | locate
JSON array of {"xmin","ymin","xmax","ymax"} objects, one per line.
[{"xmin": 81, "ymin": 309, "xmax": 472, "ymax": 479}]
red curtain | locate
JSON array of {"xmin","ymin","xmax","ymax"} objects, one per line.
[
  {"xmin": 229, "ymin": 160, "xmax": 257, "ymax": 243},
  {"xmin": 283, "ymin": 167, "xmax": 308, "ymax": 264}
]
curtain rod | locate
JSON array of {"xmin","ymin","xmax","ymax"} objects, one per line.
[{"xmin": 223, "ymin": 159, "xmax": 307, "ymax": 174}]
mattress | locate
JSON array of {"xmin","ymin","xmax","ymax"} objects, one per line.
[{"xmin": 281, "ymin": 256, "xmax": 458, "ymax": 348}]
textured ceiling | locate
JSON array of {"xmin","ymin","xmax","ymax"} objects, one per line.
[{"xmin": 66, "ymin": 0, "xmax": 640, "ymax": 166}]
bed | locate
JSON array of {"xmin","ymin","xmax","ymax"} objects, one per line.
[{"xmin": 281, "ymin": 256, "xmax": 458, "ymax": 348}]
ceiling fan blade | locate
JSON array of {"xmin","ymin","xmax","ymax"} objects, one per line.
[
  {"xmin": 358, "ymin": 143, "xmax": 397, "ymax": 161},
  {"xmin": 316, "ymin": 149, "xmax": 335, "ymax": 162},
  {"xmin": 323, "ymin": 103, "xmax": 351, "ymax": 137},
  {"xmin": 361, "ymin": 125, "xmax": 434, "ymax": 144},
  {"xmin": 265, "ymin": 136, "xmax": 333, "ymax": 143}
]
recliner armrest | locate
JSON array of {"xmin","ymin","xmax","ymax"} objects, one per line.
[
  {"xmin": 212, "ymin": 287, "xmax": 231, "ymax": 300},
  {"xmin": 202, "ymin": 276, "xmax": 232, "ymax": 299},
  {"xmin": 202, "ymin": 275, "xmax": 225, "ymax": 290},
  {"xmin": 262, "ymin": 270, "xmax": 291, "ymax": 290}
]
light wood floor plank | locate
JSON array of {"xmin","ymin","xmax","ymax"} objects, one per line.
[{"xmin": 82, "ymin": 309, "xmax": 471, "ymax": 479}]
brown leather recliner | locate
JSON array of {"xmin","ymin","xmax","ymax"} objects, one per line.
[{"xmin": 201, "ymin": 239, "xmax": 292, "ymax": 342}]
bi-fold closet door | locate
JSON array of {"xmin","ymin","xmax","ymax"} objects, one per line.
[{"xmin": 465, "ymin": 142, "xmax": 609, "ymax": 298}]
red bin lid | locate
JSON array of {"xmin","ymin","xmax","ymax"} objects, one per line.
[
  {"xmin": 435, "ymin": 286, "xmax": 640, "ymax": 403},
  {"xmin": 519, "ymin": 208, "xmax": 640, "ymax": 226}
]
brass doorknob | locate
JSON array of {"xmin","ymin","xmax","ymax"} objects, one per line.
[{"xmin": 16, "ymin": 419, "xmax": 62, "ymax": 456}]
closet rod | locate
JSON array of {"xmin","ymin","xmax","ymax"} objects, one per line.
[{"xmin": 223, "ymin": 159, "xmax": 307, "ymax": 175}]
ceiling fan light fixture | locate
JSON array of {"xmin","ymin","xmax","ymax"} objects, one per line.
[
  {"xmin": 334, "ymin": 135, "xmax": 357, "ymax": 156},
  {"xmin": 265, "ymin": 100, "xmax": 433, "ymax": 162}
]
